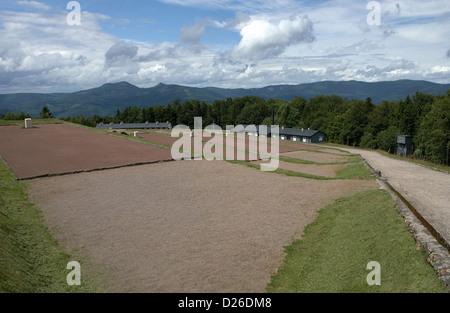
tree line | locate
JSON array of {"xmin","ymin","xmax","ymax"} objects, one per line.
[
  {"xmin": 0, "ymin": 111, "xmax": 31, "ymax": 120},
  {"xmin": 0, "ymin": 107, "xmax": 53, "ymax": 120},
  {"xmin": 2, "ymin": 91, "xmax": 449, "ymax": 165}
]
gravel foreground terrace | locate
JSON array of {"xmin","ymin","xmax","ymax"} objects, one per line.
[{"xmin": 27, "ymin": 160, "xmax": 378, "ymax": 292}]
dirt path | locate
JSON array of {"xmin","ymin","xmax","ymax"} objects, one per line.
[
  {"xmin": 338, "ymin": 147, "xmax": 450, "ymax": 248},
  {"xmin": 27, "ymin": 160, "xmax": 377, "ymax": 293}
]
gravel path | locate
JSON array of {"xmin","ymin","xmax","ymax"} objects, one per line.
[
  {"xmin": 27, "ymin": 160, "xmax": 377, "ymax": 293},
  {"xmin": 339, "ymin": 147, "xmax": 450, "ymax": 249}
]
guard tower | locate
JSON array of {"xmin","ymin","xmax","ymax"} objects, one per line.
[{"xmin": 397, "ymin": 135, "xmax": 413, "ymax": 157}]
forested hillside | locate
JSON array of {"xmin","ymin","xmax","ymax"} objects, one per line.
[
  {"xmin": 48, "ymin": 90, "xmax": 450, "ymax": 165},
  {"xmin": 1, "ymin": 80, "xmax": 450, "ymax": 118}
]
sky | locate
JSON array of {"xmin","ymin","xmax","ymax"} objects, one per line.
[{"xmin": 0, "ymin": 0, "xmax": 449, "ymax": 93}]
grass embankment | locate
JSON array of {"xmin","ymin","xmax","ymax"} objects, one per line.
[
  {"xmin": 0, "ymin": 161, "xmax": 95, "ymax": 293},
  {"xmin": 279, "ymin": 155, "xmax": 361, "ymax": 166},
  {"xmin": 231, "ymin": 155, "xmax": 371, "ymax": 180},
  {"xmin": 267, "ymin": 189, "xmax": 447, "ymax": 293}
]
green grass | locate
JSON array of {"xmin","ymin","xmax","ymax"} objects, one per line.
[
  {"xmin": 144, "ymin": 129, "xmax": 173, "ymax": 137},
  {"xmin": 0, "ymin": 120, "xmax": 23, "ymax": 126},
  {"xmin": 346, "ymin": 155, "xmax": 364, "ymax": 164},
  {"xmin": 0, "ymin": 160, "xmax": 96, "ymax": 293},
  {"xmin": 279, "ymin": 156, "xmax": 343, "ymax": 165},
  {"xmin": 266, "ymin": 189, "xmax": 447, "ymax": 293},
  {"xmin": 0, "ymin": 119, "xmax": 64, "ymax": 127},
  {"xmin": 229, "ymin": 160, "xmax": 373, "ymax": 181},
  {"xmin": 227, "ymin": 160, "xmax": 332, "ymax": 180},
  {"xmin": 279, "ymin": 154, "xmax": 362, "ymax": 166},
  {"xmin": 335, "ymin": 163, "xmax": 372, "ymax": 179}
]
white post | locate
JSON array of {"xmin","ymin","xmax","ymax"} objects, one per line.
[{"xmin": 25, "ymin": 118, "xmax": 32, "ymax": 129}]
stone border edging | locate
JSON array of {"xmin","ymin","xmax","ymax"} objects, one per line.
[
  {"xmin": 360, "ymin": 156, "xmax": 450, "ymax": 292},
  {"xmin": 379, "ymin": 178, "xmax": 450, "ymax": 292}
]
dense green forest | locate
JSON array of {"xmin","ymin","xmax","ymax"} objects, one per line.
[{"xmin": 2, "ymin": 91, "xmax": 449, "ymax": 165}]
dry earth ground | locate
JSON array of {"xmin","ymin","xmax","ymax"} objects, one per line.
[
  {"xmin": 1, "ymin": 123, "xmax": 377, "ymax": 292},
  {"xmin": 0, "ymin": 124, "xmax": 172, "ymax": 179},
  {"xmin": 27, "ymin": 160, "xmax": 377, "ymax": 293}
]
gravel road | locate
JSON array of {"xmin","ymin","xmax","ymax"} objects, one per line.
[{"xmin": 339, "ymin": 147, "xmax": 450, "ymax": 249}]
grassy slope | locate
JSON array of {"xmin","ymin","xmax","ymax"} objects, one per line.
[
  {"xmin": 0, "ymin": 161, "xmax": 95, "ymax": 293},
  {"xmin": 267, "ymin": 189, "xmax": 447, "ymax": 293}
]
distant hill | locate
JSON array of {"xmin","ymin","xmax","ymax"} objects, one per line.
[{"xmin": 1, "ymin": 80, "xmax": 449, "ymax": 118}]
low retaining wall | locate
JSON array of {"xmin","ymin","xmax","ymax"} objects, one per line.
[{"xmin": 361, "ymin": 157, "xmax": 450, "ymax": 292}]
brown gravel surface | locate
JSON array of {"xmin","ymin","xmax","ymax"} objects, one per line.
[
  {"xmin": 27, "ymin": 160, "xmax": 378, "ymax": 293},
  {"xmin": 139, "ymin": 132, "xmax": 295, "ymax": 159},
  {"xmin": 0, "ymin": 124, "xmax": 172, "ymax": 179}
]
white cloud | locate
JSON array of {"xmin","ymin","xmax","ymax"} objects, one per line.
[
  {"xmin": 105, "ymin": 41, "xmax": 139, "ymax": 68},
  {"xmin": 17, "ymin": 0, "xmax": 50, "ymax": 11},
  {"xmin": 223, "ymin": 12, "xmax": 251, "ymax": 29},
  {"xmin": 0, "ymin": 0, "xmax": 449, "ymax": 93},
  {"xmin": 381, "ymin": 0, "xmax": 450, "ymax": 18},
  {"xmin": 0, "ymin": 10, "xmax": 115, "ymax": 92},
  {"xmin": 353, "ymin": 58, "xmax": 418, "ymax": 81},
  {"xmin": 179, "ymin": 23, "xmax": 205, "ymax": 44},
  {"xmin": 232, "ymin": 15, "xmax": 315, "ymax": 59},
  {"xmin": 157, "ymin": 0, "xmax": 299, "ymax": 12}
]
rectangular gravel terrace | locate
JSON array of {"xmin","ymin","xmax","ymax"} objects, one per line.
[
  {"xmin": 27, "ymin": 160, "xmax": 378, "ymax": 292},
  {"xmin": 0, "ymin": 124, "xmax": 172, "ymax": 179}
]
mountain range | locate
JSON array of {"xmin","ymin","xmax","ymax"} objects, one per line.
[{"xmin": 1, "ymin": 80, "xmax": 449, "ymax": 118}]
